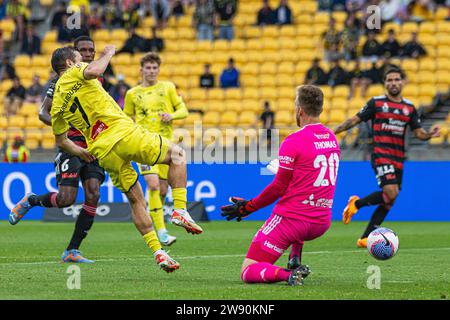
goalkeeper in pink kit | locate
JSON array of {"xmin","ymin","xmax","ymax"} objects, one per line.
[{"xmin": 221, "ymin": 85, "xmax": 341, "ymax": 286}]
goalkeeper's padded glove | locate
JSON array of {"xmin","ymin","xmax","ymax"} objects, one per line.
[
  {"xmin": 221, "ymin": 197, "xmax": 257, "ymax": 222},
  {"xmin": 266, "ymin": 158, "xmax": 279, "ymax": 174}
]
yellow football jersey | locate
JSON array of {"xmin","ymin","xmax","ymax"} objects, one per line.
[
  {"xmin": 51, "ymin": 62, "xmax": 136, "ymax": 159},
  {"xmin": 123, "ymin": 81, "xmax": 188, "ymax": 139}
]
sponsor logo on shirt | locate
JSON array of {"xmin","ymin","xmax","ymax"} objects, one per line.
[
  {"xmin": 314, "ymin": 140, "xmax": 337, "ymax": 150},
  {"xmin": 302, "ymin": 194, "xmax": 333, "ymax": 209},
  {"xmin": 61, "ymin": 173, "xmax": 78, "ymax": 179},
  {"xmin": 382, "ymin": 103, "xmax": 389, "ymax": 113},
  {"xmin": 380, "ymin": 122, "xmax": 405, "ymax": 135},
  {"xmin": 314, "ymin": 133, "xmax": 330, "ymax": 139},
  {"xmin": 279, "ymin": 155, "xmax": 294, "ymax": 165},
  {"xmin": 402, "ymin": 106, "xmax": 410, "ymax": 116}
]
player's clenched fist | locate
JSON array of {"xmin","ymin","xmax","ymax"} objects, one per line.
[
  {"xmin": 221, "ymin": 197, "xmax": 257, "ymax": 222},
  {"xmin": 102, "ymin": 45, "xmax": 116, "ymax": 57}
]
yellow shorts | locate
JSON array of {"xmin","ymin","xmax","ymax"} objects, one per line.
[
  {"xmin": 138, "ymin": 163, "xmax": 169, "ymax": 180},
  {"xmin": 98, "ymin": 126, "xmax": 170, "ymax": 193}
]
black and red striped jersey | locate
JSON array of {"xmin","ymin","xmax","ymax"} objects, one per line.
[
  {"xmin": 357, "ymin": 95, "xmax": 422, "ymax": 169},
  {"xmin": 47, "ymin": 74, "xmax": 106, "ymax": 149}
]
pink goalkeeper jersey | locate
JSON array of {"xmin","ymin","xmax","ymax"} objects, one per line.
[{"xmin": 273, "ymin": 123, "xmax": 341, "ymax": 224}]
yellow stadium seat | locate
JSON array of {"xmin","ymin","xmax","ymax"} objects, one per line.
[
  {"xmin": 419, "ymin": 21, "xmax": 436, "ymax": 34},
  {"xmin": 328, "ymin": 110, "xmax": 346, "ymax": 124},
  {"xmin": 278, "ymin": 87, "xmax": 295, "ymax": 100},
  {"xmin": 242, "ymin": 88, "xmax": 260, "ymax": 100},
  {"xmin": 207, "ymin": 100, "xmax": 226, "ymax": 112},
  {"xmin": 161, "ymin": 28, "xmax": 178, "ymax": 40},
  {"xmin": 245, "ymin": 26, "xmax": 262, "ymax": 39},
  {"xmin": 93, "ymin": 29, "xmax": 110, "ymax": 42},
  {"xmin": 259, "ymin": 63, "xmax": 277, "ymax": 75},
  {"xmin": 419, "ymin": 84, "xmax": 437, "ymax": 97},
  {"xmin": 171, "ymin": 77, "xmax": 190, "ymax": 90},
  {"xmin": 225, "ymin": 88, "xmax": 242, "ymax": 100},
  {"xmin": 296, "ymin": 14, "xmax": 313, "ymax": 26},
  {"xmin": 226, "ymin": 100, "xmax": 242, "ymax": 112},
  {"xmin": 435, "ymin": 7, "xmax": 449, "ymax": 20},
  {"xmin": 239, "ymin": 111, "xmax": 257, "ymax": 126},
  {"xmin": 302, "ymin": 1, "xmax": 318, "ymax": 14},
  {"xmin": 437, "ymin": 33, "xmax": 450, "ymax": 46},
  {"xmin": 436, "ymin": 71, "xmax": 450, "ymax": 86},
  {"xmin": 437, "ymin": 46, "xmax": 450, "ymax": 58},
  {"xmin": 402, "ymin": 85, "xmax": 419, "ymax": 97},
  {"xmin": 31, "ymin": 56, "xmax": 48, "ymax": 67},
  {"xmin": 25, "ymin": 116, "xmax": 45, "ymax": 129},
  {"xmin": 242, "ymin": 99, "xmax": 262, "ymax": 112},
  {"xmin": 333, "ymin": 86, "xmax": 350, "ymax": 99},
  {"xmin": 220, "ymin": 111, "xmax": 238, "ymax": 126},
  {"xmin": 402, "ymin": 59, "xmax": 419, "ymax": 72},
  {"xmin": 240, "ymin": 75, "xmax": 259, "ymax": 87},
  {"xmin": 202, "ymin": 111, "xmax": 220, "ymax": 126},
  {"xmin": 279, "ymin": 26, "xmax": 296, "ymax": 37},
  {"xmin": 246, "ymin": 39, "xmax": 263, "ymax": 51},
  {"xmin": 113, "ymin": 53, "xmax": 132, "ymax": 66},
  {"xmin": 189, "ymin": 88, "xmax": 208, "ymax": 101},
  {"xmin": 259, "ymin": 87, "xmax": 278, "ymax": 99},
  {"xmin": 417, "ymin": 71, "xmax": 436, "ymax": 84},
  {"xmin": 261, "ymin": 26, "xmax": 279, "ymax": 38},
  {"xmin": 240, "ymin": 62, "xmax": 259, "ymax": 75},
  {"xmin": 25, "ymin": 129, "xmax": 43, "ymax": 141},
  {"xmin": 277, "ymin": 74, "xmax": 295, "ymax": 87},
  {"xmin": 18, "ymin": 103, "xmax": 38, "ymax": 117},
  {"xmin": 436, "ymin": 58, "xmax": 450, "ymax": 71},
  {"xmin": 0, "ymin": 18, "xmax": 15, "ymax": 33},
  {"xmin": 0, "ymin": 117, "xmax": 7, "ymax": 129},
  {"xmin": 41, "ymin": 138, "xmax": 56, "ymax": 149},
  {"xmin": 183, "ymin": 112, "xmax": 202, "ymax": 126},
  {"xmin": 262, "ymin": 39, "xmax": 279, "ymax": 51},
  {"xmin": 213, "ymin": 40, "xmax": 230, "ymax": 51},
  {"xmin": 9, "ymin": 116, "xmax": 26, "ymax": 128},
  {"xmin": 331, "ymin": 98, "xmax": 349, "ymax": 110},
  {"xmin": 111, "ymin": 29, "xmax": 128, "ymax": 41},
  {"xmin": 14, "ymin": 55, "xmax": 31, "ymax": 68},
  {"xmin": 276, "ymin": 110, "xmax": 294, "ymax": 126},
  {"xmin": 229, "ymin": 39, "xmax": 246, "ymax": 51},
  {"xmin": 206, "ymin": 88, "xmax": 225, "ymax": 100},
  {"xmin": 436, "ymin": 21, "xmax": 450, "ymax": 33},
  {"xmin": 402, "ymin": 22, "xmax": 419, "ymax": 34},
  {"xmin": 366, "ymin": 85, "xmax": 384, "ymax": 97}
]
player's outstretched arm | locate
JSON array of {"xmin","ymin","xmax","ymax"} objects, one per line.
[
  {"xmin": 84, "ymin": 45, "xmax": 116, "ymax": 80},
  {"xmin": 55, "ymin": 132, "xmax": 96, "ymax": 163},
  {"xmin": 334, "ymin": 115, "xmax": 362, "ymax": 134},
  {"xmin": 38, "ymin": 96, "xmax": 52, "ymax": 126},
  {"xmin": 413, "ymin": 126, "xmax": 440, "ymax": 141}
]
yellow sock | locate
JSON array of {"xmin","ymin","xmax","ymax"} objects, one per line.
[
  {"xmin": 143, "ymin": 230, "xmax": 162, "ymax": 253},
  {"xmin": 172, "ymin": 188, "xmax": 187, "ymax": 209},
  {"xmin": 149, "ymin": 189, "xmax": 165, "ymax": 232}
]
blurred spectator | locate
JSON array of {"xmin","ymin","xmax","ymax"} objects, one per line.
[
  {"xmin": 326, "ymin": 60, "xmax": 349, "ymax": 87},
  {"xmin": 346, "ymin": 0, "xmax": 364, "ymax": 13},
  {"xmin": 304, "ymin": 58, "xmax": 326, "ymax": 85},
  {"xmin": 51, "ymin": 1, "xmax": 68, "ymax": 29},
  {"xmin": 109, "ymin": 74, "xmax": 130, "ymax": 109},
  {"xmin": 171, "ymin": 0, "xmax": 185, "ymax": 19},
  {"xmin": 0, "ymin": 30, "xmax": 4, "ymax": 58},
  {"xmin": 381, "ymin": 29, "xmax": 400, "ymax": 58},
  {"xmin": 193, "ymin": 0, "xmax": 215, "ymax": 41},
  {"xmin": 257, "ymin": 0, "xmax": 276, "ymax": 26},
  {"xmin": 322, "ymin": 18, "xmax": 341, "ymax": 62},
  {"xmin": 0, "ymin": 0, "xmax": 7, "ymax": 20},
  {"xmin": 380, "ymin": 0, "xmax": 403, "ymax": 23},
  {"xmin": 361, "ymin": 60, "xmax": 381, "ymax": 90},
  {"xmin": 199, "ymin": 63, "xmax": 215, "ymax": 88},
  {"xmin": 6, "ymin": 0, "xmax": 28, "ymax": 42},
  {"xmin": 260, "ymin": 101, "xmax": 275, "ymax": 146},
  {"xmin": 362, "ymin": 31, "xmax": 381, "ymax": 60},
  {"xmin": 348, "ymin": 60, "xmax": 370, "ymax": 99},
  {"xmin": 148, "ymin": 26, "xmax": 164, "ymax": 52},
  {"xmin": 4, "ymin": 77, "xmax": 26, "ymax": 117},
  {"xmin": 104, "ymin": 0, "xmax": 123, "ymax": 29},
  {"xmin": 88, "ymin": 6, "xmax": 104, "ymax": 31},
  {"xmin": 341, "ymin": 15, "xmax": 360, "ymax": 61},
  {"xmin": 220, "ymin": 58, "xmax": 239, "ymax": 88},
  {"xmin": 214, "ymin": 0, "xmax": 237, "ymax": 41},
  {"xmin": 0, "ymin": 56, "xmax": 17, "ymax": 81},
  {"xmin": 275, "ymin": 0, "xmax": 292, "ymax": 25},
  {"xmin": 3, "ymin": 136, "xmax": 29, "ymax": 163},
  {"xmin": 118, "ymin": 27, "xmax": 153, "ymax": 54},
  {"xmin": 20, "ymin": 24, "xmax": 41, "ymax": 56},
  {"xmin": 150, "ymin": 0, "xmax": 171, "ymax": 29},
  {"xmin": 407, "ymin": 0, "xmax": 435, "ymax": 22},
  {"xmin": 57, "ymin": 15, "xmax": 73, "ymax": 43},
  {"xmin": 401, "ymin": 32, "xmax": 427, "ymax": 58},
  {"xmin": 25, "ymin": 75, "xmax": 43, "ymax": 104},
  {"xmin": 122, "ymin": 2, "xmax": 141, "ymax": 29}
]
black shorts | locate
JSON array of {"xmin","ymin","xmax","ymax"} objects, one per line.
[
  {"xmin": 54, "ymin": 150, "xmax": 105, "ymax": 187},
  {"xmin": 372, "ymin": 163, "xmax": 403, "ymax": 189}
]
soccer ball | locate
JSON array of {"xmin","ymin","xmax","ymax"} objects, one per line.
[{"xmin": 367, "ymin": 227, "xmax": 399, "ymax": 260}]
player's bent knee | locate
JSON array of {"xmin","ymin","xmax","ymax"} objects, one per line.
[
  {"xmin": 57, "ymin": 193, "xmax": 76, "ymax": 207},
  {"xmin": 168, "ymin": 144, "xmax": 186, "ymax": 166}
]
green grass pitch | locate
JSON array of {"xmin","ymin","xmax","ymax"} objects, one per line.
[{"xmin": 0, "ymin": 220, "xmax": 449, "ymax": 300}]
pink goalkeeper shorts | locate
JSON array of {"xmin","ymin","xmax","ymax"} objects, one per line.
[{"xmin": 245, "ymin": 213, "xmax": 331, "ymax": 264}]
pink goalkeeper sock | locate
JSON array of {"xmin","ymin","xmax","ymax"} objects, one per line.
[{"xmin": 241, "ymin": 262, "xmax": 291, "ymax": 283}]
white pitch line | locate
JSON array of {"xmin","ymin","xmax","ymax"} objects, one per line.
[{"xmin": 1, "ymin": 247, "xmax": 450, "ymax": 267}]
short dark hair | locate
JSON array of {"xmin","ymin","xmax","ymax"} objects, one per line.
[
  {"xmin": 51, "ymin": 46, "xmax": 76, "ymax": 74},
  {"xmin": 383, "ymin": 67, "xmax": 405, "ymax": 82},
  {"xmin": 295, "ymin": 85, "xmax": 324, "ymax": 117},
  {"xmin": 73, "ymin": 36, "xmax": 94, "ymax": 49},
  {"xmin": 141, "ymin": 52, "xmax": 161, "ymax": 67}
]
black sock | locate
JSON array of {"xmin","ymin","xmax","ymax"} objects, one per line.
[
  {"xmin": 28, "ymin": 192, "xmax": 57, "ymax": 207},
  {"xmin": 361, "ymin": 205, "xmax": 389, "ymax": 238},
  {"xmin": 355, "ymin": 191, "xmax": 384, "ymax": 209},
  {"xmin": 67, "ymin": 209, "xmax": 95, "ymax": 251}
]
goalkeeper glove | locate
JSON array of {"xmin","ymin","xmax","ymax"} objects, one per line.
[
  {"xmin": 266, "ymin": 158, "xmax": 279, "ymax": 174},
  {"xmin": 221, "ymin": 197, "xmax": 257, "ymax": 222}
]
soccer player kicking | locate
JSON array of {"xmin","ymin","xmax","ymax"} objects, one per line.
[
  {"xmin": 12, "ymin": 45, "xmax": 203, "ymax": 272},
  {"xmin": 9, "ymin": 36, "xmax": 106, "ymax": 264},
  {"xmin": 221, "ymin": 85, "xmax": 341, "ymax": 286},
  {"xmin": 334, "ymin": 67, "xmax": 440, "ymax": 248},
  {"xmin": 124, "ymin": 52, "xmax": 188, "ymax": 246}
]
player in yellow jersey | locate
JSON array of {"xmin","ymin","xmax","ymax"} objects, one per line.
[
  {"xmin": 44, "ymin": 45, "xmax": 203, "ymax": 273},
  {"xmin": 124, "ymin": 52, "xmax": 188, "ymax": 247}
]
